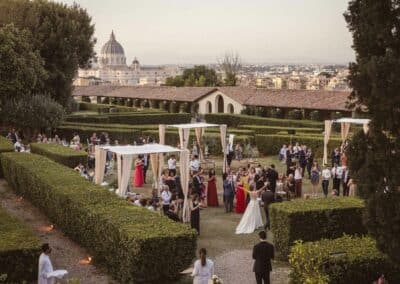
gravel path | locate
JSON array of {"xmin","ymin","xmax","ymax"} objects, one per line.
[
  {"xmin": 214, "ymin": 249, "xmax": 290, "ymax": 284},
  {"xmin": 0, "ymin": 179, "xmax": 113, "ymax": 284}
]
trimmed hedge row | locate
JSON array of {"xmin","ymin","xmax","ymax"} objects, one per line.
[
  {"xmin": 142, "ymin": 130, "xmax": 254, "ymax": 155},
  {"xmin": 78, "ymin": 102, "xmax": 139, "ymax": 113},
  {"xmin": 205, "ymin": 113, "xmax": 324, "ymax": 128},
  {"xmin": 0, "ymin": 136, "xmax": 13, "ymax": 177},
  {"xmin": 255, "ymin": 134, "xmax": 341, "ymax": 157},
  {"xmin": 0, "ymin": 206, "xmax": 41, "ymax": 283},
  {"xmin": 56, "ymin": 126, "xmax": 138, "ymax": 144},
  {"xmin": 31, "ymin": 143, "xmax": 87, "ymax": 168},
  {"xmin": 239, "ymin": 125, "xmax": 323, "ymax": 135},
  {"xmin": 270, "ymin": 197, "xmax": 366, "ymax": 260},
  {"xmin": 61, "ymin": 122, "xmax": 158, "ymax": 130},
  {"xmin": 65, "ymin": 112, "xmax": 191, "ymax": 124},
  {"xmin": 1, "ymin": 153, "xmax": 197, "ymax": 283},
  {"xmin": 289, "ymin": 235, "xmax": 400, "ymax": 284}
]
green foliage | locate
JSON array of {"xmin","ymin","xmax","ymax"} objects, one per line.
[
  {"xmin": 287, "ymin": 109, "xmax": 303, "ymax": 120},
  {"xmin": 205, "ymin": 113, "xmax": 323, "ymax": 128},
  {"xmin": 310, "ymin": 110, "xmax": 321, "ymax": 121},
  {"xmin": 0, "ymin": 24, "xmax": 47, "ymax": 107},
  {"xmin": 65, "ymin": 112, "xmax": 191, "ymax": 124},
  {"xmin": 239, "ymin": 125, "xmax": 323, "ymax": 135},
  {"xmin": 270, "ymin": 197, "xmax": 366, "ymax": 260},
  {"xmin": 0, "ymin": 206, "xmax": 41, "ymax": 283},
  {"xmin": 31, "ymin": 143, "xmax": 87, "ymax": 168},
  {"xmin": 0, "ymin": 0, "xmax": 95, "ymax": 107},
  {"xmin": 255, "ymin": 134, "xmax": 341, "ymax": 157},
  {"xmin": 165, "ymin": 65, "xmax": 219, "ymax": 87},
  {"xmin": 78, "ymin": 102, "xmax": 139, "ymax": 113},
  {"xmin": 0, "ymin": 137, "xmax": 13, "ymax": 178},
  {"xmin": 2, "ymin": 94, "xmax": 64, "ymax": 138},
  {"xmin": 289, "ymin": 235, "xmax": 400, "ymax": 284},
  {"xmin": 345, "ymin": 0, "xmax": 400, "ymax": 263},
  {"xmin": 1, "ymin": 153, "xmax": 197, "ymax": 283}
]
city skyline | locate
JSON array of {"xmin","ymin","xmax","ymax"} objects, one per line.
[{"xmin": 57, "ymin": 0, "xmax": 355, "ymax": 65}]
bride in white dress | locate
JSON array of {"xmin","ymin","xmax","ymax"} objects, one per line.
[{"xmin": 235, "ymin": 189, "xmax": 264, "ymax": 234}]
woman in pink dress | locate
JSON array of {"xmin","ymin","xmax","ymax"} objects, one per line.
[{"xmin": 133, "ymin": 155, "xmax": 144, "ymax": 187}]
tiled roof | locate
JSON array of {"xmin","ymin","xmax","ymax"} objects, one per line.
[
  {"xmin": 73, "ymin": 86, "xmax": 351, "ymax": 111},
  {"xmin": 218, "ymin": 87, "xmax": 351, "ymax": 111},
  {"xmin": 73, "ymin": 86, "xmax": 217, "ymax": 102}
]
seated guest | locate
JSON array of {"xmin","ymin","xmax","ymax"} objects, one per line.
[
  {"xmin": 165, "ymin": 204, "xmax": 180, "ymax": 222},
  {"xmin": 190, "ymin": 155, "xmax": 200, "ymax": 172},
  {"xmin": 139, "ymin": 198, "xmax": 147, "ymax": 207},
  {"xmin": 146, "ymin": 199, "xmax": 155, "ymax": 211},
  {"xmin": 14, "ymin": 139, "xmax": 24, "ymax": 152},
  {"xmin": 161, "ymin": 185, "xmax": 172, "ymax": 213}
]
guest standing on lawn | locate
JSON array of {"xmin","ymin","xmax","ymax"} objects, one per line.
[
  {"xmin": 133, "ymin": 155, "xmax": 144, "ymax": 187},
  {"xmin": 223, "ymin": 173, "xmax": 235, "ymax": 213},
  {"xmin": 294, "ymin": 165, "xmax": 303, "ymax": 198},
  {"xmin": 206, "ymin": 169, "xmax": 218, "ymax": 207},
  {"xmin": 190, "ymin": 195, "xmax": 201, "ymax": 235},
  {"xmin": 310, "ymin": 162, "xmax": 320, "ymax": 197},
  {"xmin": 252, "ymin": 231, "xmax": 274, "ymax": 284}
]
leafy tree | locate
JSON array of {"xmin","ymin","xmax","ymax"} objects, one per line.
[
  {"xmin": 0, "ymin": 24, "xmax": 47, "ymax": 107},
  {"xmin": 0, "ymin": 0, "xmax": 95, "ymax": 107},
  {"xmin": 345, "ymin": 0, "xmax": 400, "ymax": 262},
  {"xmin": 165, "ymin": 65, "xmax": 219, "ymax": 87}
]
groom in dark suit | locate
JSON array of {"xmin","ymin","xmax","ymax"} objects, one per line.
[{"xmin": 253, "ymin": 231, "xmax": 274, "ymax": 284}]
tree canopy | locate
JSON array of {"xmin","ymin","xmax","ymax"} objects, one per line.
[
  {"xmin": 345, "ymin": 0, "xmax": 400, "ymax": 263},
  {"xmin": 0, "ymin": 0, "xmax": 95, "ymax": 107},
  {"xmin": 165, "ymin": 65, "xmax": 220, "ymax": 87}
]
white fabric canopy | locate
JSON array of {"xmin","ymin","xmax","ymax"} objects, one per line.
[
  {"xmin": 220, "ymin": 125, "xmax": 227, "ymax": 173},
  {"xmin": 116, "ymin": 154, "xmax": 133, "ymax": 197},
  {"xmin": 334, "ymin": 118, "xmax": 371, "ymax": 124},
  {"xmin": 101, "ymin": 144, "xmax": 181, "ymax": 155},
  {"xmin": 167, "ymin": 123, "xmax": 219, "ymax": 129},
  {"xmin": 94, "ymin": 146, "xmax": 107, "ymax": 185},
  {"xmin": 180, "ymin": 149, "xmax": 190, "ymax": 223}
]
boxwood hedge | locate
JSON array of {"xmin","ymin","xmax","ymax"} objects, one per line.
[
  {"xmin": 205, "ymin": 113, "xmax": 324, "ymax": 128},
  {"xmin": 270, "ymin": 197, "xmax": 366, "ymax": 260},
  {"xmin": 66, "ymin": 112, "xmax": 191, "ymax": 124},
  {"xmin": 289, "ymin": 235, "xmax": 400, "ymax": 284},
  {"xmin": 239, "ymin": 125, "xmax": 323, "ymax": 135},
  {"xmin": 78, "ymin": 102, "xmax": 140, "ymax": 113},
  {"xmin": 0, "ymin": 136, "xmax": 13, "ymax": 177},
  {"xmin": 0, "ymin": 206, "xmax": 41, "ymax": 283},
  {"xmin": 31, "ymin": 143, "xmax": 87, "ymax": 168},
  {"xmin": 255, "ymin": 134, "xmax": 341, "ymax": 157},
  {"xmin": 1, "ymin": 153, "xmax": 197, "ymax": 283}
]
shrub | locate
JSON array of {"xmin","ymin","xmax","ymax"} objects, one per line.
[
  {"xmin": 239, "ymin": 125, "xmax": 323, "ymax": 135},
  {"xmin": 289, "ymin": 235, "xmax": 400, "ymax": 284},
  {"xmin": 270, "ymin": 197, "xmax": 366, "ymax": 260},
  {"xmin": 31, "ymin": 143, "xmax": 87, "ymax": 168},
  {"xmin": 0, "ymin": 206, "xmax": 41, "ymax": 283},
  {"xmin": 205, "ymin": 113, "xmax": 323, "ymax": 128},
  {"xmin": 255, "ymin": 134, "xmax": 341, "ymax": 157},
  {"xmin": 65, "ymin": 112, "xmax": 191, "ymax": 125},
  {"xmin": 310, "ymin": 110, "xmax": 321, "ymax": 121},
  {"xmin": 78, "ymin": 102, "xmax": 138, "ymax": 113},
  {"xmin": 1, "ymin": 153, "xmax": 197, "ymax": 283},
  {"xmin": 0, "ymin": 136, "xmax": 13, "ymax": 177},
  {"xmin": 287, "ymin": 109, "xmax": 303, "ymax": 120}
]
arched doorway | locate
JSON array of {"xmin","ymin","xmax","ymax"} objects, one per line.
[
  {"xmin": 216, "ymin": 95, "xmax": 224, "ymax": 113},
  {"xmin": 227, "ymin": 103, "xmax": 234, "ymax": 114},
  {"xmin": 206, "ymin": 101, "xmax": 212, "ymax": 113}
]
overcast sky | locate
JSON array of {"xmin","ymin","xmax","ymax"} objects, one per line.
[{"xmin": 57, "ymin": 0, "xmax": 355, "ymax": 65}]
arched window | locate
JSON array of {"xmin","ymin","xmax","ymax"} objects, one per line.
[
  {"xmin": 206, "ymin": 101, "xmax": 212, "ymax": 113},
  {"xmin": 227, "ymin": 103, "xmax": 234, "ymax": 114},
  {"xmin": 215, "ymin": 95, "xmax": 224, "ymax": 113}
]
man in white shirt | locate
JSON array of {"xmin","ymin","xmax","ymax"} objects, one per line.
[
  {"xmin": 321, "ymin": 166, "xmax": 331, "ymax": 197},
  {"xmin": 331, "ymin": 164, "xmax": 343, "ymax": 196},
  {"xmin": 294, "ymin": 165, "xmax": 303, "ymax": 198},
  {"xmin": 190, "ymin": 155, "xmax": 200, "ymax": 172},
  {"xmin": 38, "ymin": 243, "xmax": 54, "ymax": 284},
  {"xmin": 161, "ymin": 185, "xmax": 172, "ymax": 214},
  {"xmin": 168, "ymin": 154, "xmax": 177, "ymax": 176}
]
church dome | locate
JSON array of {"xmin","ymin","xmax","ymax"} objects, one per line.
[
  {"xmin": 99, "ymin": 31, "xmax": 127, "ymax": 68},
  {"xmin": 101, "ymin": 31, "xmax": 125, "ymax": 55}
]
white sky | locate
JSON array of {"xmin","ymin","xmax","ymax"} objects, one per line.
[{"xmin": 57, "ymin": 0, "xmax": 355, "ymax": 65}]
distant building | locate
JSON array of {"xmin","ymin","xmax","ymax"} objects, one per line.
[{"xmin": 74, "ymin": 31, "xmax": 182, "ymax": 86}]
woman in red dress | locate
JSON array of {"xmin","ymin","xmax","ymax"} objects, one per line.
[
  {"xmin": 207, "ymin": 169, "xmax": 219, "ymax": 207},
  {"xmin": 235, "ymin": 174, "xmax": 246, "ymax": 214},
  {"xmin": 133, "ymin": 155, "xmax": 144, "ymax": 187}
]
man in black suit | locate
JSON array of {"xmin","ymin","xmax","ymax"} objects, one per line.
[
  {"xmin": 253, "ymin": 231, "xmax": 274, "ymax": 284},
  {"xmin": 266, "ymin": 164, "xmax": 278, "ymax": 193},
  {"xmin": 261, "ymin": 187, "xmax": 275, "ymax": 230}
]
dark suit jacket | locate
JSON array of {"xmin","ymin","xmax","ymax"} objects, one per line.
[
  {"xmin": 261, "ymin": 190, "xmax": 275, "ymax": 212},
  {"xmin": 253, "ymin": 241, "xmax": 274, "ymax": 273}
]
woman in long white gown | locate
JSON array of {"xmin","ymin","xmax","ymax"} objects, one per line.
[{"xmin": 235, "ymin": 189, "xmax": 264, "ymax": 234}]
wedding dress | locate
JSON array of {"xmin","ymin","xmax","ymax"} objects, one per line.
[{"xmin": 235, "ymin": 191, "xmax": 263, "ymax": 234}]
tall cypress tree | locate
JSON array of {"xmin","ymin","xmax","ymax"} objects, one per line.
[{"xmin": 345, "ymin": 0, "xmax": 400, "ymax": 262}]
